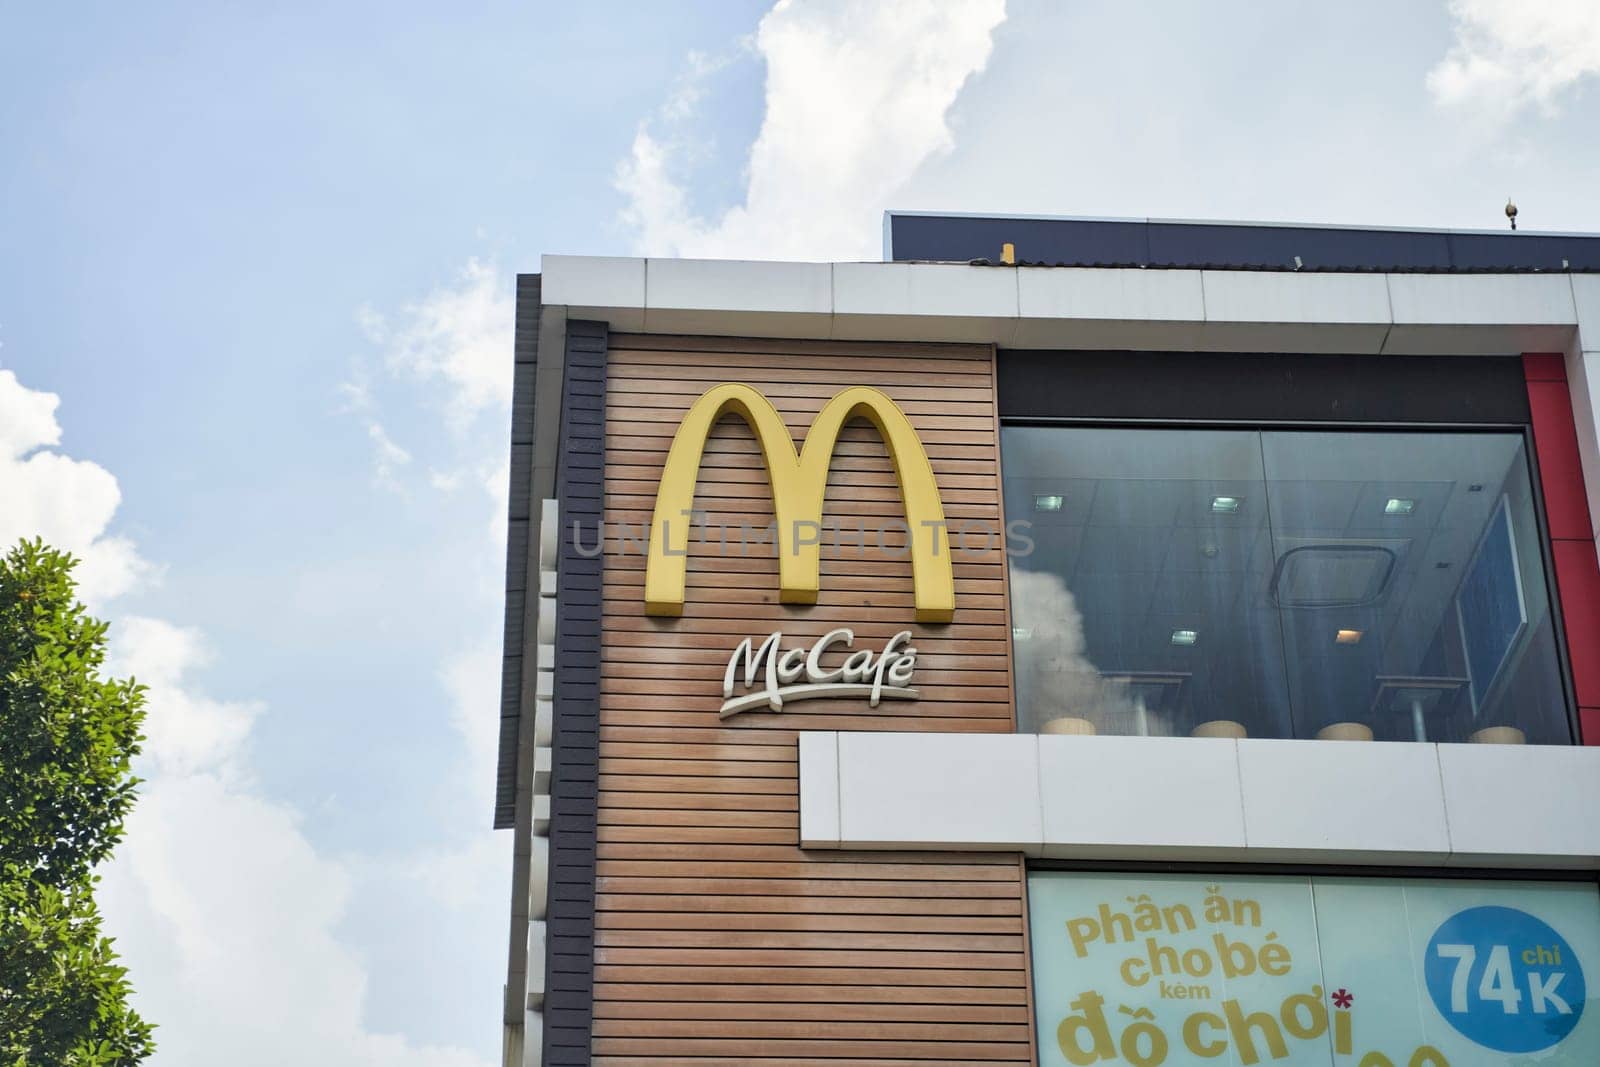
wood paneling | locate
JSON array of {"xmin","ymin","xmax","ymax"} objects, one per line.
[{"xmin": 594, "ymin": 335, "xmax": 1030, "ymax": 1064}]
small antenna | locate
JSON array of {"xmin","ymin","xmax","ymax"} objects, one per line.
[{"xmin": 1505, "ymin": 198, "xmax": 1518, "ymax": 231}]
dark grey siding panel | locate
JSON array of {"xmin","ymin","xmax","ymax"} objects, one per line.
[
  {"xmin": 495, "ymin": 274, "xmax": 542, "ymax": 829},
  {"xmin": 502, "ymin": 588, "xmax": 526, "ymax": 656},
  {"xmin": 511, "ymin": 360, "xmax": 537, "ymax": 444},
  {"xmin": 507, "ymin": 444, "xmax": 534, "ymax": 521},
  {"xmin": 887, "ymin": 213, "xmax": 1600, "ymax": 271},
  {"xmin": 998, "ymin": 351, "xmax": 1531, "ymax": 424},
  {"xmin": 493, "ymin": 716, "xmax": 519, "ymax": 824},
  {"xmin": 543, "ymin": 320, "xmax": 606, "ymax": 1066}
]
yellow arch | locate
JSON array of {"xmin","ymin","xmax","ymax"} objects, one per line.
[{"xmin": 643, "ymin": 383, "xmax": 955, "ymax": 623}]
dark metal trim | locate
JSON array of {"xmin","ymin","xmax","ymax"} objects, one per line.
[
  {"xmin": 542, "ymin": 321, "xmax": 606, "ymax": 1066},
  {"xmin": 1519, "ymin": 422, "xmax": 1585, "ymax": 746},
  {"xmin": 997, "ymin": 351, "xmax": 1532, "ymax": 425},
  {"xmin": 496, "ymin": 275, "xmax": 543, "ymax": 829},
  {"xmin": 887, "ymin": 213, "xmax": 1600, "ymax": 272},
  {"xmin": 1002, "ymin": 417, "xmax": 1532, "ymax": 432},
  {"xmin": 1026, "ymin": 858, "xmax": 1600, "ymax": 885}
]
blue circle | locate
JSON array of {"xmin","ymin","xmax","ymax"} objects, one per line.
[{"xmin": 1423, "ymin": 905, "xmax": 1585, "ymax": 1053}]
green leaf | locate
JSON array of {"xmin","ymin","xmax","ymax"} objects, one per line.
[{"xmin": 0, "ymin": 539, "xmax": 155, "ymax": 1063}]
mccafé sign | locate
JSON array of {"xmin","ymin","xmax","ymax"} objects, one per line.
[
  {"xmin": 642, "ymin": 383, "xmax": 954, "ymax": 717},
  {"xmin": 718, "ymin": 628, "xmax": 919, "ymax": 719}
]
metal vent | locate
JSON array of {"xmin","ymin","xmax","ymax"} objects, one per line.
[{"xmin": 1270, "ymin": 543, "xmax": 1400, "ymax": 608}]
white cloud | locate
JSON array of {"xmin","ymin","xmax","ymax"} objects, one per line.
[
  {"xmin": 1429, "ymin": 0, "xmax": 1600, "ymax": 123},
  {"xmin": 337, "ymin": 270, "xmax": 519, "ymax": 987},
  {"xmin": 442, "ymin": 641, "xmax": 504, "ymax": 820},
  {"xmin": 345, "ymin": 260, "xmax": 515, "ymax": 521},
  {"xmin": 0, "ymin": 365, "xmax": 493, "ymax": 1066},
  {"xmin": 393, "ymin": 640, "xmax": 507, "ymax": 919},
  {"xmin": 0, "ymin": 365, "xmax": 62, "ymax": 455},
  {"xmin": 327, "ymin": 256, "xmax": 520, "ymax": 1046},
  {"xmin": 430, "ymin": 469, "xmax": 465, "ymax": 492},
  {"xmin": 107, "ymin": 617, "xmax": 260, "ymax": 782},
  {"xmin": 336, "ymin": 366, "xmax": 416, "ymax": 492},
  {"xmin": 359, "ymin": 260, "xmax": 514, "ymax": 430},
  {"xmin": 366, "ymin": 420, "xmax": 414, "ymax": 491},
  {"xmin": 662, "ymin": 47, "xmax": 746, "ymax": 122},
  {"xmin": 482, "ymin": 455, "xmax": 509, "ymax": 552},
  {"xmin": 102, "ymin": 771, "xmax": 488, "ymax": 1067},
  {"xmin": 616, "ymin": 0, "xmax": 1008, "ymax": 260},
  {"xmin": 0, "ymin": 367, "xmax": 153, "ymax": 606}
]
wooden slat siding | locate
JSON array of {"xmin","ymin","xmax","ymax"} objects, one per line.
[
  {"xmin": 543, "ymin": 321, "xmax": 607, "ymax": 1066},
  {"xmin": 594, "ymin": 335, "xmax": 1027, "ymax": 1064}
]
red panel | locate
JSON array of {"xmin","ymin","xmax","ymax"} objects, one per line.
[
  {"xmin": 1554, "ymin": 539, "xmax": 1600, "ymax": 708},
  {"xmin": 1581, "ymin": 707, "xmax": 1600, "ymax": 746},
  {"xmin": 1527, "ymin": 380, "xmax": 1595, "ymax": 541},
  {"xmin": 1523, "ymin": 352, "xmax": 1567, "ymax": 382}
]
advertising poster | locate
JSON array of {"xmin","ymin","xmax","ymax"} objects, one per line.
[{"xmin": 1029, "ymin": 872, "xmax": 1600, "ymax": 1066}]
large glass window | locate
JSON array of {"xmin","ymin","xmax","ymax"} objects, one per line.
[{"xmin": 1004, "ymin": 427, "xmax": 1570, "ymax": 744}]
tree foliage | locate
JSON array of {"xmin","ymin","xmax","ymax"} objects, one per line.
[{"xmin": 0, "ymin": 539, "xmax": 154, "ymax": 1064}]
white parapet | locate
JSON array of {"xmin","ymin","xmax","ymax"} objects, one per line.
[
  {"xmin": 799, "ymin": 731, "xmax": 1600, "ymax": 869},
  {"xmin": 541, "ymin": 255, "xmax": 1583, "ymax": 356}
]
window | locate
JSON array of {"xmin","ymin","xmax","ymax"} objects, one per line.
[
  {"xmin": 1028, "ymin": 870, "xmax": 1600, "ymax": 1064},
  {"xmin": 1003, "ymin": 427, "xmax": 1570, "ymax": 744}
]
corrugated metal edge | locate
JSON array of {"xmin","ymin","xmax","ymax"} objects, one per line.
[
  {"xmin": 956, "ymin": 259, "xmax": 1600, "ymax": 273},
  {"xmin": 497, "ymin": 274, "xmax": 544, "ymax": 829}
]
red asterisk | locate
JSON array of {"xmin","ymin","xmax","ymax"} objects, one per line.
[{"xmin": 1332, "ymin": 989, "xmax": 1354, "ymax": 1009}]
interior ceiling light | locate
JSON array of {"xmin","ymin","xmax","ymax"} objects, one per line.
[
  {"xmin": 1012, "ymin": 627, "xmax": 1033, "ymax": 640},
  {"xmin": 1384, "ymin": 498, "xmax": 1417, "ymax": 516},
  {"xmin": 1335, "ymin": 629, "xmax": 1364, "ymax": 645},
  {"xmin": 1170, "ymin": 629, "xmax": 1198, "ymax": 646},
  {"xmin": 1210, "ymin": 496, "xmax": 1243, "ymax": 514},
  {"xmin": 1033, "ymin": 493, "xmax": 1065, "ymax": 512}
]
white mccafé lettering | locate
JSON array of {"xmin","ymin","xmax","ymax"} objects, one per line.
[{"xmin": 719, "ymin": 627, "xmax": 918, "ymax": 718}]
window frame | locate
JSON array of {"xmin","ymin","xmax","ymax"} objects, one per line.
[{"xmin": 996, "ymin": 350, "xmax": 1580, "ymax": 746}]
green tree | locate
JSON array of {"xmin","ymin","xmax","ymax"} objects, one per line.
[{"xmin": 0, "ymin": 539, "xmax": 154, "ymax": 1064}]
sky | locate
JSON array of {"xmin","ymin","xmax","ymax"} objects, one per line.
[{"xmin": 2, "ymin": 0, "xmax": 1599, "ymax": 1062}]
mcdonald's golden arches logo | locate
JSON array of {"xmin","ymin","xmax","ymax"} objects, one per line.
[{"xmin": 643, "ymin": 383, "xmax": 956, "ymax": 623}]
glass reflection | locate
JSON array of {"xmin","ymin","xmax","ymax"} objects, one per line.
[{"xmin": 1004, "ymin": 427, "xmax": 1570, "ymax": 744}]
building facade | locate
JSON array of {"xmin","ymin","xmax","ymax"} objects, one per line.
[{"xmin": 497, "ymin": 215, "xmax": 1600, "ymax": 1066}]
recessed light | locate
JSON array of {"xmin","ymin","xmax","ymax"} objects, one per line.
[
  {"xmin": 1468, "ymin": 484, "xmax": 1484, "ymax": 492},
  {"xmin": 1170, "ymin": 629, "xmax": 1198, "ymax": 646},
  {"xmin": 1033, "ymin": 493, "xmax": 1065, "ymax": 512},
  {"xmin": 1383, "ymin": 498, "xmax": 1416, "ymax": 516},
  {"xmin": 1335, "ymin": 629, "xmax": 1363, "ymax": 645},
  {"xmin": 1210, "ymin": 496, "xmax": 1243, "ymax": 514},
  {"xmin": 1012, "ymin": 627, "xmax": 1033, "ymax": 640}
]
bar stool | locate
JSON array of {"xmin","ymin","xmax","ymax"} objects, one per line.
[
  {"xmin": 1316, "ymin": 722, "xmax": 1374, "ymax": 741},
  {"xmin": 1040, "ymin": 716, "xmax": 1097, "ymax": 736},
  {"xmin": 1191, "ymin": 719, "xmax": 1247, "ymax": 739}
]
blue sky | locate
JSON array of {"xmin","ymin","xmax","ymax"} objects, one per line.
[{"xmin": 2, "ymin": 1, "xmax": 1598, "ymax": 1062}]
